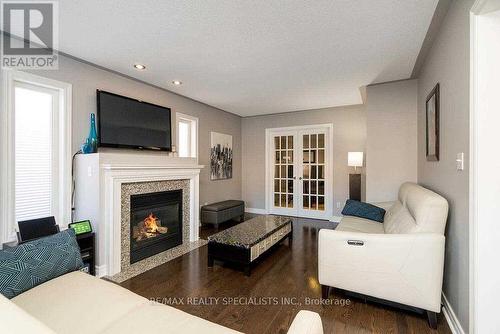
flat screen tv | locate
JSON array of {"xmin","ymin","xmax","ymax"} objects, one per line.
[{"xmin": 97, "ymin": 90, "xmax": 172, "ymax": 151}]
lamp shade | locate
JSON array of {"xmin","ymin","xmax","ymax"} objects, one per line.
[{"xmin": 348, "ymin": 152, "xmax": 364, "ymax": 167}]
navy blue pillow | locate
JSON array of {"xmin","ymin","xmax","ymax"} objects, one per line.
[
  {"xmin": 0, "ymin": 229, "xmax": 83, "ymax": 299},
  {"xmin": 341, "ymin": 200, "xmax": 386, "ymax": 223}
]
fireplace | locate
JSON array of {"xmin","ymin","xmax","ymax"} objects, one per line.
[{"xmin": 130, "ymin": 190, "xmax": 183, "ymax": 264}]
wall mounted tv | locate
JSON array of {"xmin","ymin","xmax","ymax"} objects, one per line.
[{"xmin": 97, "ymin": 90, "xmax": 172, "ymax": 151}]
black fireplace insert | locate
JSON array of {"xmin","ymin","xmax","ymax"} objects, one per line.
[{"xmin": 129, "ymin": 190, "xmax": 183, "ymax": 264}]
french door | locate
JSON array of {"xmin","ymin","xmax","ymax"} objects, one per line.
[{"xmin": 267, "ymin": 124, "xmax": 332, "ymax": 220}]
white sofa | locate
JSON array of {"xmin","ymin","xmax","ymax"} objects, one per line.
[
  {"xmin": 318, "ymin": 182, "xmax": 448, "ymax": 328},
  {"xmin": 0, "ymin": 271, "xmax": 323, "ymax": 334}
]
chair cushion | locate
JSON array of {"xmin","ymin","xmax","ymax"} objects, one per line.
[
  {"xmin": 405, "ymin": 184, "xmax": 448, "ymax": 234},
  {"xmin": 202, "ymin": 200, "xmax": 244, "ymax": 212},
  {"xmin": 0, "ymin": 229, "xmax": 83, "ymax": 298},
  {"xmin": 286, "ymin": 310, "xmax": 323, "ymax": 334},
  {"xmin": 398, "ymin": 182, "xmax": 414, "ymax": 205},
  {"xmin": 0, "ymin": 293, "xmax": 55, "ymax": 334},
  {"xmin": 341, "ymin": 200, "xmax": 386, "ymax": 223},
  {"xmin": 383, "ymin": 201, "xmax": 417, "ymax": 234},
  {"xmin": 336, "ymin": 216, "xmax": 385, "ymax": 234},
  {"xmin": 13, "ymin": 271, "xmax": 150, "ymax": 334},
  {"xmin": 13, "ymin": 271, "xmax": 241, "ymax": 334},
  {"xmin": 101, "ymin": 302, "xmax": 241, "ymax": 334}
]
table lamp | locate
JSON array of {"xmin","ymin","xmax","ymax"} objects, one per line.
[{"xmin": 348, "ymin": 152, "xmax": 363, "ymax": 201}]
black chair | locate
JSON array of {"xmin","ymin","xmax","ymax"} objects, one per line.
[{"xmin": 17, "ymin": 216, "xmax": 60, "ymax": 244}]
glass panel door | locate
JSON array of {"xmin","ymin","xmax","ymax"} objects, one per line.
[
  {"xmin": 268, "ymin": 126, "xmax": 330, "ymax": 219},
  {"xmin": 271, "ymin": 131, "xmax": 297, "ymax": 215},
  {"xmin": 298, "ymin": 129, "xmax": 327, "ymax": 218}
]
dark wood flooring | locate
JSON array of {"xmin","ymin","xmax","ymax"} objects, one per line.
[{"xmin": 121, "ymin": 215, "xmax": 451, "ymax": 334}]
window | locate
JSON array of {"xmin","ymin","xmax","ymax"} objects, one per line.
[
  {"xmin": 14, "ymin": 83, "xmax": 57, "ymax": 222},
  {"xmin": 1, "ymin": 71, "xmax": 72, "ymax": 243},
  {"xmin": 178, "ymin": 120, "xmax": 191, "ymax": 157},
  {"xmin": 175, "ymin": 112, "xmax": 198, "ymax": 158}
]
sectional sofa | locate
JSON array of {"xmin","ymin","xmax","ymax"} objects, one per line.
[
  {"xmin": 318, "ymin": 182, "xmax": 449, "ymax": 328},
  {"xmin": 1, "ymin": 270, "xmax": 323, "ymax": 334}
]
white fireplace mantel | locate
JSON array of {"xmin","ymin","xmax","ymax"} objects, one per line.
[{"xmin": 74, "ymin": 151, "xmax": 204, "ymax": 277}]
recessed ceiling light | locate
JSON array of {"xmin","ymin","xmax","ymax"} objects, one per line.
[
  {"xmin": 133, "ymin": 64, "xmax": 146, "ymax": 70},
  {"xmin": 172, "ymin": 80, "xmax": 182, "ymax": 85}
]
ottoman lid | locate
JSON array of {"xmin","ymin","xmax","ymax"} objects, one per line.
[{"xmin": 202, "ymin": 200, "xmax": 244, "ymax": 212}]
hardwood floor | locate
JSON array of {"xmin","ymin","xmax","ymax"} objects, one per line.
[{"xmin": 121, "ymin": 215, "xmax": 451, "ymax": 334}]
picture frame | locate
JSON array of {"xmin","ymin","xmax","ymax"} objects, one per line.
[
  {"xmin": 210, "ymin": 132, "xmax": 233, "ymax": 180},
  {"xmin": 426, "ymin": 83, "xmax": 440, "ymax": 161}
]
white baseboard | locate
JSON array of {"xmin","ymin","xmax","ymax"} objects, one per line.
[
  {"xmin": 95, "ymin": 265, "xmax": 107, "ymax": 278},
  {"xmin": 442, "ymin": 292, "xmax": 465, "ymax": 334},
  {"xmin": 245, "ymin": 208, "xmax": 267, "ymax": 214},
  {"xmin": 330, "ymin": 216, "xmax": 342, "ymax": 223}
]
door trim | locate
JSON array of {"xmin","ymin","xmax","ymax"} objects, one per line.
[
  {"xmin": 469, "ymin": 2, "xmax": 500, "ymax": 332},
  {"xmin": 265, "ymin": 123, "xmax": 334, "ymax": 220}
]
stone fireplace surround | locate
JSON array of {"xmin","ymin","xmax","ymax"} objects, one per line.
[
  {"xmin": 115, "ymin": 179, "xmax": 192, "ymax": 282},
  {"xmin": 74, "ymin": 151, "xmax": 205, "ymax": 282}
]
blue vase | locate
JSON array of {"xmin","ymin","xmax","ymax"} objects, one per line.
[{"xmin": 82, "ymin": 113, "xmax": 98, "ymax": 154}]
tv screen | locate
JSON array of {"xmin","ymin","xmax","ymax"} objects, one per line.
[{"xmin": 97, "ymin": 90, "xmax": 172, "ymax": 151}]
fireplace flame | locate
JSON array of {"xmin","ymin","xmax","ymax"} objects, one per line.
[
  {"xmin": 132, "ymin": 213, "xmax": 168, "ymax": 242},
  {"xmin": 144, "ymin": 213, "xmax": 160, "ymax": 233}
]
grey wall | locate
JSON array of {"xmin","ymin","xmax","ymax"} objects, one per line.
[
  {"xmin": 30, "ymin": 55, "xmax": 242, "ymax": 206},
  {"xmin": 416, "ymin": 0, "xmax": 473, "ymax": 330},
  {"xmin": 366, "ymin": 80, "xmax": 418, "ymax": 202},
  {"xmin": 241, "ymin": 105, "xmax": 366, "ymax": 216}
]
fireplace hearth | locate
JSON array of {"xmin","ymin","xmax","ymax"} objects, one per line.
[{"xmin": 130, "ymin": 190, "xmax": 183, "ymax": 264}]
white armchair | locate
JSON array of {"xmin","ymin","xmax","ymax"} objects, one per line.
[{"xmin": 318, "ymin": 182, "xmax": 448, "ymax": 328}]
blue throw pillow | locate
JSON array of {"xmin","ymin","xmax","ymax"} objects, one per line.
[
  {"xmin": 0, "ymin": 229, "xmax": 83, "ymax": 299},
  {"xmin": 341, "ymin": 200, "xmax": 386, "ymax": 223}
]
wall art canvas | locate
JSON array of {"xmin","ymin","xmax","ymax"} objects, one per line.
[
  {"xmin": 426, "ymin": 83, "xmax": 440, "ymax": 161},
  {"xmin": 210, "ymin": 132, "xmax": 233, "ymax": 180}
]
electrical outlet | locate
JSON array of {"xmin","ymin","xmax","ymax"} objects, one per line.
[
  {"xmin": 336, "ymin": 202, "xmax": 341, "ymax": 209},
  {"xmin": 87, "ymin": 166, "xmax": 92, "ymax": 177}
]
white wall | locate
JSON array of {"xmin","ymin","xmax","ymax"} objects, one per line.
[
  {"xmin": 474, "ymin": 8, "xmax": 500, "ymax": 333},
  {"xmin": 365, "ymin": 80, "xmax": 418, "ymax": 202},
  {"xmin": 417, "ymin": 0, "xmax": 474, "ymax": 331},
  {"xmin": 242, "ymin": 105, "xmax": 366, "ymax": 216}
]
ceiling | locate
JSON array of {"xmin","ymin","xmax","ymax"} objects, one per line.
[{"xmin": 51, "ymin": 1, "xmax": 437, "ymax": 116}]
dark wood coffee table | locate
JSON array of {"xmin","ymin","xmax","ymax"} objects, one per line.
[{"xmin": 207, "ymin": 215, "xmax": 292, "ymax": 276}]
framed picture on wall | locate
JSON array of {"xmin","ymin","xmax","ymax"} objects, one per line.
[
  {"xmin": 426, "ymin": 83, "xmax": 440, "ymax": 161},
  {"xmin": 210, "ymin": 132, "xmax": 233, "ymax": 180}
]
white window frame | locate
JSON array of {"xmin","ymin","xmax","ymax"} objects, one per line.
[
  {"xmin": 1, "ymin": 70, "xmax": 72, "ymax": 244},
  {"xmin": 175, "ymin": 112, "xmax": 198, "ymax": 161}
]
